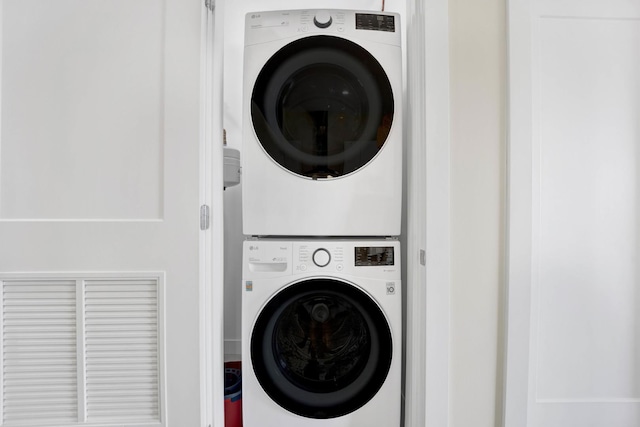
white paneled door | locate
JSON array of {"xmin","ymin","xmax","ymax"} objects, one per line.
[
  {"xmin": 0, "ymin": 0, "xmax": 204, "ymax": 426},
  {"xmin": 506, "ymin": 1, "xmax": 640, "ymax": 426}
]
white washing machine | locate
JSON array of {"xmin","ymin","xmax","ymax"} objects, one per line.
[
  {"xmin": 242, "ymin": 239, "xmax": 402, "ymax": 427},
  {"xmin": 242, "ymin": 9, "xmax": 403, "ymax": 237}
]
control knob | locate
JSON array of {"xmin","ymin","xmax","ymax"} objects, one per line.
[
  {"xmin": 312, "ymin": 248, "xmax": 331, "ymax": 267},
  {"xmin": 313, "ymin": 12, "xmax": 333, "ymax": 28}
]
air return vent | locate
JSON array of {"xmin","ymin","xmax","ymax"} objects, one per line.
[{"xmin": 0, "ymin": 274, "xmax": 164, "ymax": 427}]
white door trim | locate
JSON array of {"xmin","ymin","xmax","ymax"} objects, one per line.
[
  {"xmin": 201, "ymin": 1, "xmax": 225, "ymax": 427},
  {"xmin": 405, "ymin": 0, "xmax": 451, "ymax": 426},
  {"xmin": 503, "ymin": 0, "xmax": 535, "ymax": 424}
]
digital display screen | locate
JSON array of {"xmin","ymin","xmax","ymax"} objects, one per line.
[
  {"xmin": 355, "ymin": 13, "xmax": 396, "ymax": 32},
  {"xmin": 355, "ymin": 246, "xmax": 394, "ymax": 266}
]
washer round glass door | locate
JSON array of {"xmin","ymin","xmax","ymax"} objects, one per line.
[
  {"xmin": 251, "ymin": 35, "xmax": 395, "ymax": 179},
  {"xmin": 250, "ymin": 278, "xmax": 393, "ymax": 419}
]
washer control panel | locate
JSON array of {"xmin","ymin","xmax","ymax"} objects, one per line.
[
  {"xmin": 292, "ymin": 241, "xmax": 399, "ymax": 277},
  {"xmin": 244, "ymin": 240, "xmax": 400, "ymax": 279}
]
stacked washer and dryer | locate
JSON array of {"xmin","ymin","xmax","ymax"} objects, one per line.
[{"xmin": 241, "ymin": 9, "xmax": 403, "ymax": 427}]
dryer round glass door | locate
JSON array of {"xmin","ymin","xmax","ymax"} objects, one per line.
[
  {"xmin": 250, "ymin": 278, "xmax": 393, "ymax": 419},
  {"xmin": 251, "ymin": 35, "xmax": 395, "ymax": 179}
]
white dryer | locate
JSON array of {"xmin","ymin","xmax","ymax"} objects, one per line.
[
  {"xmin": 242, "ymin": 239, "xmax": 401, "ymax": 427},
  {"xmin": 242, "ymin": 10, "xmax": 403, "ymax": 237}
]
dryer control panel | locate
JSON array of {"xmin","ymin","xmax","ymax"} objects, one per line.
[{"xmin": 244, "ymin": 9, "xmax": 401, "ymax": 47}]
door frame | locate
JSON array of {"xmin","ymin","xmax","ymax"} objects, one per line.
[
  {"xmin": 200, "ymin": 2, "xmax": 225, "ymax": 427},
  {"xmin": 403, "ymin": 0, "xmax": 452, "ymax": 426},
  {"xmin": 502, "ymin": 0, "xmax": 534, "ymax": 424},
  {"xmin": 503, "ymin": 0, "xmax": 533, "ymax": 422}
]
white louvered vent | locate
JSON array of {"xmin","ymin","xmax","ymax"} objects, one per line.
[
  {"xmin": 2, "ymin": 280, "xmax": 78, "ymax": 425},
  {"xmin": 0, "ymin": 274, "xmax": 164, "ymax": 427},
  {"xmin": 84, "ymin": 279, "xmax": 160, "ymax": 423}
]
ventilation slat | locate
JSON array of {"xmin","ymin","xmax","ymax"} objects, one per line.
[
  {"xmin": 2, "ymin": 384, "xmax": 78, "ymax": 393},
  {"xmin": 5, "ymin": 391, "xmax": 77, "ymax": 400},
  {"xmin": 85, "ymin": 290, "xmax": 157, "ymax": 297},
  {"xmin": 4, "ymin": 345, "xmax": 77, "ymax": 354},
  {"xmin": 85, "ymin": 312, "xmax": 158, "ymax": 320},
  {"xmin": 85, "ymin": 317, "xmax": 158, "ymax": 325},
  {"xmin": 4, "ymin": 353, "xmax": 77, "ymax": 361},
  {"xmin": 3, "ymin": 283, "xmax": 75, "ymax": 291},
  {"xmin": 86, "ymin": 410, "xmax": 159, "ymax": 419},
  {"xmin": 86, "ymin": 336, "xmax": 157, "ymax": 344},
  {"xmin": 87, "ymin": 340, "xmax": 157, "ymax": 348},
  {"xmin": 87, "ymin": 383, "xmax": 159, "ymax": 392},
  {"xmin": 4, "ymin": 412, "xmax": 78, "ymax": 423},
  {"xmin": 80, "ymin": 330, "xmax": 155, "ymax": 338},
  {"xmin": 5, "ymin": 371, "xmax": 78, "ymax": 380},
  {"xmin": 3, "ymin": 319, "xmax": 77, "ymax": 327},
  {"xmin": 86, "ymin": 366, "xmax": 158, "ymax": 374},
  {"xmin": 4, "ymin": 332, "xmax": 77, "ymax": 340},
  {"xmin": 4, "ymin": 359, "xmax": 77, "ymax": 367},
  {"xmin": 84, "ymin": 357, "xmax": 158, "ymax": 366},
  {"xmin": 4, "ymin": 365, "xmax": 77, "ymax": 374},
  {"xmin": 4, "ymin": 338, "xmax": 76, "ymax": 346},
  {"xmin": 86, "ymin": 377, "xmax": 158, "ymax": 386},
  {"xmin": 4, "ymin": 292, "xmax": 76, "ymax": 299},
  {"xmin": 3, "ymin": 313, "xmax": 76, "ymax": 321},
  {"xmin": 3, "ymin": 397, "xmax": 78, "ymax": 407},
  {"xmin": 3, "ymin": 411, "xmax": 78, "ymax": 422},
  {"xmin": 85, "ymin": 304, "xmax": 159, "ymax": 312},
  {"xmin": 87, "ymin": 388, "xmax": 159, "ymax": 397},
  {"xmin": 85, "ymin": 280, "xmax": 157, "ymax": 287},
  {"xmin": 85, "ymin": 323, "xmax": 157, "ymax": 332}
]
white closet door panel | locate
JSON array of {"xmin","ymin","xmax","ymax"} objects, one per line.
[
  {"xmin": 0, "ymin": 0, "xmax": 204, "ymax": 426},
  {"xmin": 506, "ymin": 0, "xmax": 640, "ymax": 426},
  {"xmin": 1, "ymin": 0, "xmax": 164, "ymax": 220},
  {"xmin": 537, "ymin": 17, "xmax": 640, "ymax": 401}
]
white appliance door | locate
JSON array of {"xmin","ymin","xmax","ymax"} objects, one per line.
[
  {"xmin": 506, "ymin": 0, "xmax": 640, "ymax": 426},
  {"xmin": 0, "ymin": 0, "xmax": 203, "ymax": 426},
  {"xmin": 250, "ymin": 35, "xmax": 395, "ymax": 179},
  {"xmin": 250, "ymin": 278, "xmax": 393, "ymax": 419}
]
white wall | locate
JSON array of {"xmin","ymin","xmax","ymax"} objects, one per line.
[{"xmin": 449, "ymin": 0, "xmax": 507, "ymax": 427}]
